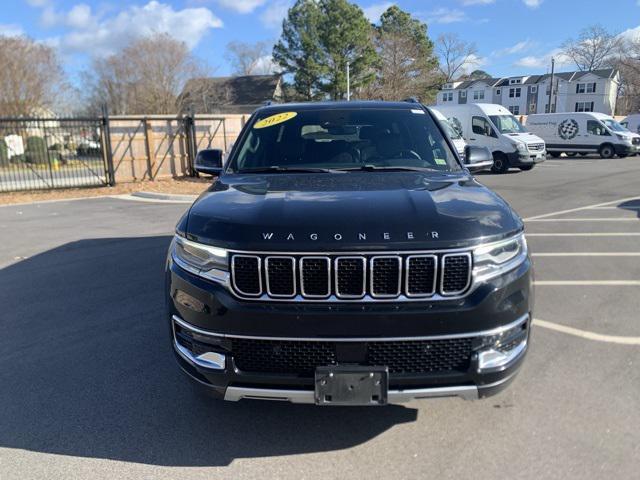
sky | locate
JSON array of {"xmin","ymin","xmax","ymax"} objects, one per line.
[{"xmin": 2, "ymin": 0, "xmax": 640, "ymax": 85}]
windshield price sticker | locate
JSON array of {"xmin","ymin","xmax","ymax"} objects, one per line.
[{"xmin": 254, "ymin": 112, "xmax": 298, "ymax": 129}]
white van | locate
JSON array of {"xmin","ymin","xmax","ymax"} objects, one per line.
[
  {"xmin": 435, "ymin": 103, "xmax": 546, "ymax": 173},
  {"xmin": 527, "ymin": 112, "xmax": 640, "ymax": 158},
  {"xmin": 621, "ymin": 114, "xmax": 640, "ymax": 135},
  {"xmin": 429, "ymin": 107, "xmax": 467, "ymax": 159}
]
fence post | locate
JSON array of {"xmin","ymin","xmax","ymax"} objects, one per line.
[
  {"xmin": 184, "ymin": 113, "xmax": 198, "ymax": 177},
  {"xmin": 101, "ymin": 104, "xmax": 116, "ymax": 186},
  {"xmin": 142, "ymin": 117, "xmax": 153, "ymax": 180}
]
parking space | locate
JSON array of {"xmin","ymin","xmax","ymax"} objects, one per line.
[{"xmin": 1, "ymin": 156, "xmax": 639, "ymax": 479}]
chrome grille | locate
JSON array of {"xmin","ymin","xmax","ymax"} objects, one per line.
[
  {"xmin": 229, "ymin": 251, "xmax": 473, "ymax": 301},
  {"xmin": 527, "ymin": 143, "xmax": 545, "ymax": 152}
]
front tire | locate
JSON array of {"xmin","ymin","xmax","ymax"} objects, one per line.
[
  {"xmin": 599, "ymin": 143, "xmax": 615, "ymax": 159},
  {"xmin": 491, "ymin": 153, "xmax": 509, "ymax": 173}
]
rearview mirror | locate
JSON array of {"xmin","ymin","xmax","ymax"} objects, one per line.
[
  {"xmin": 464, "ymin": 146, "xmax": 494, "ymax": 173},
  {"xmin": 195, "ymin": 149, "xmax": 223, "ymax": 175}
]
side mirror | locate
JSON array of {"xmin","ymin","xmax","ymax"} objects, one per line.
[
  {"xmin": 464, "ymin": 145, "xmax": 494, "ymax": 173},
  {"xmin": 195, "ymin": 149, "xmax": 223, "ymax": 175}
]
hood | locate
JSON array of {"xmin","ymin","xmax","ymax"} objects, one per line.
[
  {"xmin": 185, "ymin": 172, "xmax": 522, "ymax": 251},
  {"xmin": 505, "ymin": 132, "xmax": 545, "ymax": 144}
]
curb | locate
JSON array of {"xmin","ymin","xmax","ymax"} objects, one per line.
[{"xmin": 131, "ymin": 191, "xmax": 198, "ymax": 202}]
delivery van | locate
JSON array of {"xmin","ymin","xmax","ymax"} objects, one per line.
[
  {"xmin": 435, "ymin": 103, "xmax": 546, "ymax": 173},
  {"xmin": 527, "ymin": 112, "xmax": 640, "ymax": 158},
  {"xmin": 429, "ymin": 107, "xmax": 467, "ymax": 160}
]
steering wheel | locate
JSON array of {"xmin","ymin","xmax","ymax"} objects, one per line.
[{"xmin": 396, "ymin": 150, "xmax": 422, "ymax": 161}]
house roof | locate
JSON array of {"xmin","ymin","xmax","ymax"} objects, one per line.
[
  {"xmin": 448, "ymin": 68, "xmax": 618, "ymax": 90},
  {"xmin": 181, "ymin": 74, "xmax": 281, "ymax": 107}
]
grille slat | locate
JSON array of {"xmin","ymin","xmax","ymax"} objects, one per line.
[
  {"xmin": 231, "ymin": 255, "xmax": 262, "ymax": 296},
  {"xmin": 335, "ymin": 257, "xmax": 366, "ymax": 298},
  {"xmin": 371, "ymin": 256, "xmax": 402, "ymax": 297},
  {"xmin": 441, "ymin": 254, "xmax": 471, "ymax": 295},
  {"xmin": 265, "ymin": 256, "xmax": 296, "ymax": 297},
  {"xmin": 229, "ymin": 251, "xmax": 472, "ymax": 300},
  {"xmin": 231, "ymin": 337, "xmax": 473, "ymax": 375},
  {"xmin": 406, "ymin": 255, "xmax": 437, "ymax": 297}
]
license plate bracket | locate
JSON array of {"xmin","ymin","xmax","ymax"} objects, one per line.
[{"xmin": 314, "ymin": 366, "xmax": 388, "ymax": 406}]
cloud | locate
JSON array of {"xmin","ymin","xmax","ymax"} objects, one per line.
[
  {"xmin": 514, "ymin": 48, "xmax": 570, "ymax": 69},
  {"xmin": 261, "ymin": 0, "xmax": 291, "ymax": 30},
  {"xmin": 619, "ymin": 25, "xmax": 640, "ymax": 42},
  {"xmin": 25, "ymin": 0, "xmax": 50, "ymax": 6},
  {"xmin": 426, "ymin": 8, "xmax": 467, "ymax": 24},
  {"xmin": 461, "ymin": 53, "xmax": 487, "ymax": 73},
  {"xmin": 493, "ymin": 39, "xmax": 536, "ymax": 57},
  {"xmin": 215, "ymin": 0, "xmax": 267, "ymax": 14},
  {"xmin": 460, "ymin": 0, "xmax": 495, "ymax": 5},
  {"xmin": 363, "ymin": 2, "xmax": 394, "ymax": 23},
  {"xmin": 522, "ymin": 0, "xmax": 543, "ymax": 8},
  {"xmin": 0, "ymin": 24, "xmax": 24, "ymax": 36},
  {"xmin": 44, "ymin": 1, "xmax": 222, "ymax": 57}
]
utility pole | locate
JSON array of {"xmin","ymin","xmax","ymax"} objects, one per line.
[
  {"xmin": 346, "ymin": 62, "xmax": 351, "ymax": 101},
  {"xmin": 547, "ymin": 57, "xmax": 555, "ymax": 113}
]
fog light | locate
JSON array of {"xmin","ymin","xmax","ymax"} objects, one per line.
[
  {"xmin": 475, "ymin": 318, "xmax": 528, "ymax": 372},
  {"xmin": 174, "ymin": 290, "xmax": 207, "ymax": 313}
]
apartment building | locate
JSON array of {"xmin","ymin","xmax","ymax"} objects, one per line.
[{"xmin": 436, "ymin": 69, "xmax": 620, "ymax": 115}]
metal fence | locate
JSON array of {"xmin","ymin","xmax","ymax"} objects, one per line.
[
  {"xmin": 0, "ymin": 114, "xmax": 246, "ymax": 192},
  {"xmin": 0, "ymin": 117, "xmax": 113, "ymax": 192}
]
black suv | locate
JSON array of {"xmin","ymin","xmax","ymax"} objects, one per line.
[{"xmin": 166, "ymin": 101, "xmax": 533, "ymax": 406}]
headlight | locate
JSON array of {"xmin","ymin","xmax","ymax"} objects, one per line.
[
  {"xmin": 172, "ymin": 235, "xmax": 229, "ymax": 281},
  {"xmin": 513, "ymin": 142, "xmax": 527, "ymax": 153},
  {"xmin": 473, "ymin": 233, "xmax": 528, "ymax": 281}
]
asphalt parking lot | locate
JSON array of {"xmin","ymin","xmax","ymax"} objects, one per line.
[{"xmin": 1, "ymin": 156, "xmax": 639, "ymax": 479}]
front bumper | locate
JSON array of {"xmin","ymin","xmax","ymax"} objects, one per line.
[
  {"xmin": 507, "ymin": 150, "xmax": 546, "ymax": 167},
  {"xmin": 615, "ymin": 143, "xmax": 639, "ymax": 155},
  {"xmin": 166, "ymin": 256, "xmax": 533, "ymax": 404}
]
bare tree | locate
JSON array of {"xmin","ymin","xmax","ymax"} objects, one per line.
[
  {"xmin": 561, "ymin": 25, "xmax": 622, "ymax": 71},
  {"xmin": 84, "ymin": 33, "xmax": 207, "ymax": 115},
  {"xmin": 0, "ymin": 35, "xmax": 65, "ymax": 117},
  {"xmin": 224, "ymin": 41, "xmax": 276, "ymax": 76},
  {"xmin": 435, "ymin": 33, "xmax": 478, "ymax": 83},
  {"xmin": 614, "ymin": 38, "xmax": 640, "ymax": 115}
]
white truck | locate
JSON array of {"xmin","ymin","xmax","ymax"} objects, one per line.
[
  {"xmin": 435, "ymin": 103, "xmax": 546, "ymax": 173},
  {"xmin": 527, "ymin": 112, "xmax": 640, "ymax": 158},
  {"xmin": 429, "ymin": 107, "xmax": 467, "ymax": 159}
]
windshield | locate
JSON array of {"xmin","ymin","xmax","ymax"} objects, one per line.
[
  {"xmin": 229, "ymin": 108, "xmax": 461, "ymax": 173},
  {"xmin": 489, "ymin": 115, "xmax": 527, "ymax": 134},
  {"xmin": 602, "ymin": 118, "xmax": 628, "ymax": 133}
]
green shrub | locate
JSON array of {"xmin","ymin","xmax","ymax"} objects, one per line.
[
  {"xmin": 25, "ymin": 136, "xmax": 48, "ymax": 164},
  {"xmin": 50, "ymin": 143, "xmax": 63, "ymax": 151},
  {"xmin": 10, "ymin": 154, "xmax": 26, "ymax": 164},
  {"xmin": 0, "ymin": 139, "xmax": 8, "ymax": 167}
]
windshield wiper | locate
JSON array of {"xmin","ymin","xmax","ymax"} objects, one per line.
[
  {"xmin": 337, "ymin": 165, "xmax": 438, "ymax": 172},
  {"xmin": 237, "ymin": 166, "xmax": 342, "ymax": 174}
]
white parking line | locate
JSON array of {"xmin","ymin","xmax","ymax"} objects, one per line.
[
  {"xmin": 524, "ymin": 196, "xmax": 640, "ymax": 221},
  {"xmin": 534, "ymin": 280, "xmax": 640, "ymax": 286},
  {"xmin": 592, "ymin": 206, "xmax": 640, "ymax": 210},
  {"xmin": 527, "ymin": 218, "xmax": 638, "ymax": 222},
  {"xmin": 526, "ymin": 233, "xmax": 640, "ymax": 237},
  {"xmin": 533, "ymin": 318, "xmax": 640, "ymax": 345},
  {"xmin": 532, "ymin": 252, "xmax": 640, "ymax": 257}
]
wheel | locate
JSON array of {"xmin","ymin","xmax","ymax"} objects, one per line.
[
  {"xmin": 491, "ymin": 153, "xmax": 509, "ymax": 173},
  {"xmin": 520, "ymin": 165, "xmax": 534, "ymax": 171},
  {"xmin": 599, "ymin": 144, "xmax": 615, "ymax": 159},
  {"xmin": 566, "ymin": 152, "xmax": 577, "ymax": 157},
  {"xmin": 549, "ymin": 152, "xmax": 561, "ymax": 158}
]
